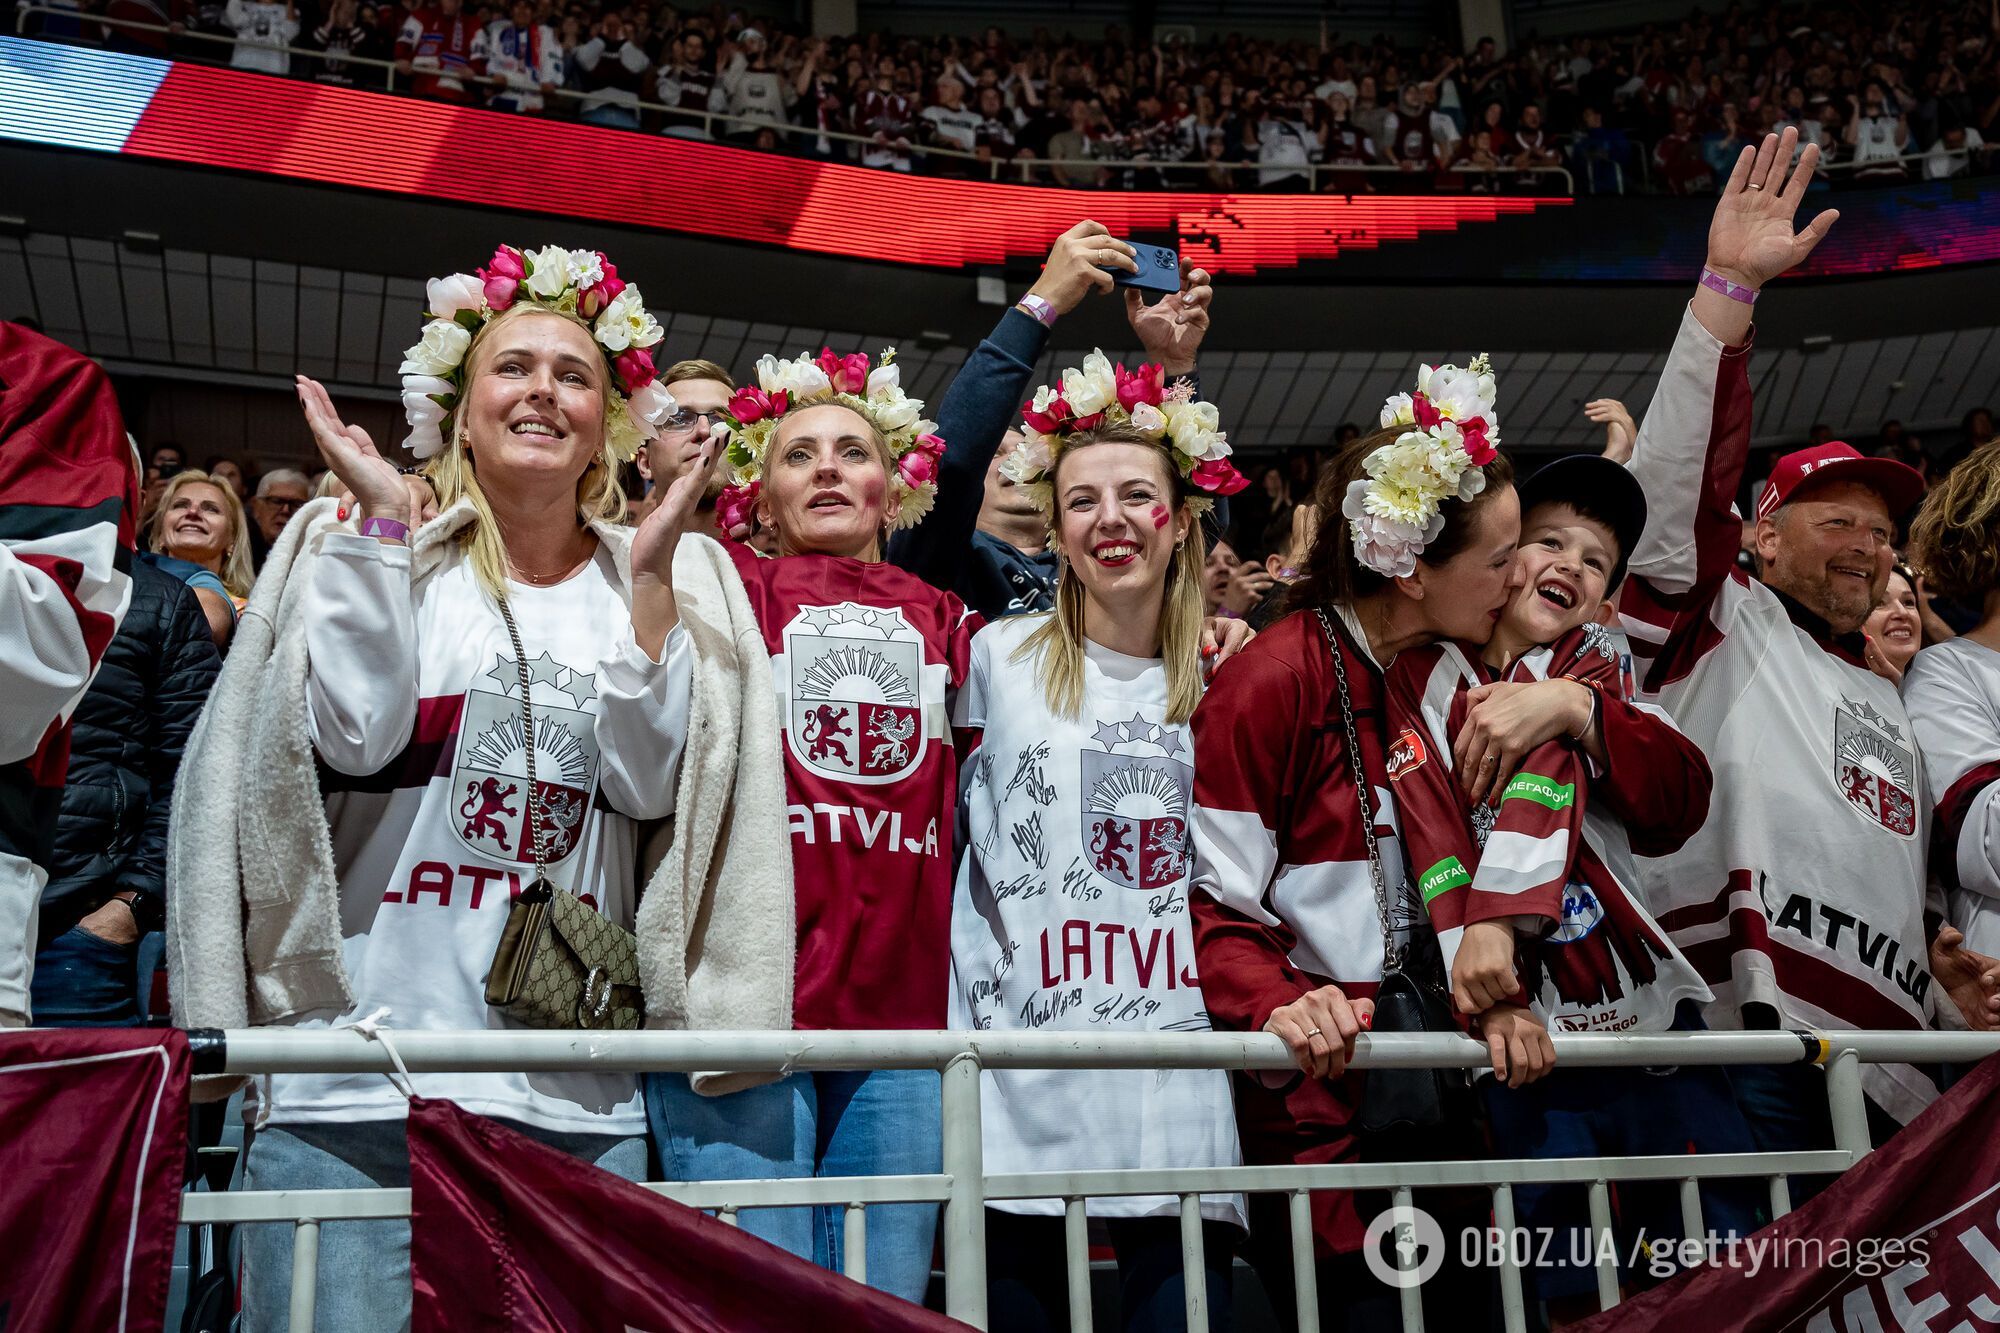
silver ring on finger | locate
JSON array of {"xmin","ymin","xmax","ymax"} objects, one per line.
[
  {"xmin": 1748, "ymin": 182, "xmax": 1764, "ymax": 190},
  {"xmin": 1481, "ymin": 754, "xmax": 1498, "ymax": 768},
  {"xmin": 1305, "ymin": 1027, "xmax": 1324, "ymax": 1038}
]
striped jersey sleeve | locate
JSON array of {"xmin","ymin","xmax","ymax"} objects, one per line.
[
  {"xmin": 1618, "ymin": 304, "xmax": 1757, "ymax": 696},
  {"xmin": 1904, "ymin": 642, "xmax": 2000, "ymax": 909}
]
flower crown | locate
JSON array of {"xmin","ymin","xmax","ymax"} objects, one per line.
[
  {"xmin": 1343, "ymin": 355, "xmax": 1502, "ymax": 578},
  {"xmin": 397, "ymin": 244, "xmax": 676, "ymax": 464},
  {"xmin": 1002, "ymin": 350, "xmax": 1249, "ymax": 515},
  {"xmin": 715, "ymin": 347, "xmax": 945, "ymax": 537}
]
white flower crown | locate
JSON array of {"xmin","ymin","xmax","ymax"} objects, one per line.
[
  {"xmin": 1002, "ymin": 349, "xmax": 1248, "ymax": 516},
  {"xmin": 1343, "ymin": 355, "xmax": 1503, "ymax": 578},
  {"xmin": 715, "ymin": 347, "xmax": 945, "ymax": 536},
  {"xmin": 397, "ymin": 244, "xmax": 675, "ymax": 464}
]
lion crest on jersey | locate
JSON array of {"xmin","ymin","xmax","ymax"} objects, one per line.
[
  {"xmin": 1833, "ymin": 696, "xmax": 1918, "ymax": 838},
  {"xmin": 783, "ymin": 602, "xmax": 927, "ymax": 784},
  {"xmin": 1081, "ymin": 713, "xmax": 1192, "ymax": 892},
  {"xmin": 451, "ymin": 651, "xmax": 601, "ymax": 864}
]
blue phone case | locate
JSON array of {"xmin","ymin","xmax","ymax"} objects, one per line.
[{"xmin": 1110, "ymin": 241, "xmax": 1182, "ymax": 293}]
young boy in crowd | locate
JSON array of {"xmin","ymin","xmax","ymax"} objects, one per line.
[{"xmin": 1385, "ymin": 454, "xmax": 1759, "ymax": 1322}]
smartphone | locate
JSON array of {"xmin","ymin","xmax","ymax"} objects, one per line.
[{"xmin": 1109, "ymin": 240, "xmax": 1182, "ymax": 294}]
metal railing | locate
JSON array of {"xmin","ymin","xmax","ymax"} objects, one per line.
[
  {"xmin": 166, "ymin": 1025, "xmax": 2000, "ymax": 1332},
  {"xmin": 9, "ymin": 12, "xmax": 1586, "ymax": 194}
]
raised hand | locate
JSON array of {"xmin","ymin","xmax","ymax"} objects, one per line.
[
  {"xmin": 1583, "ymin": 398, "xmax": 1637, "ymax": 464},
  {"xmin": 295, "ymin": 375, "xmax": 408, "ymax": 520},
  {"xmin": 1126, "ymin": 264, "xmax": 1214, "ymax": 376},
  {"xmin": 631, "ymin": 436, "xmax": 721, "ymax": 583},
  {"xmin": 1024, "ymin": 219, "xmax": 1137, "ymax": 318},
  {"xmin": 1706, "ymin": 127, "xmax": 1839, "ymax": 292}
]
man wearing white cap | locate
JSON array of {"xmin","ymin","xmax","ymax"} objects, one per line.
[{"xmin": 1616, "ymin": 128, "xmax": 2000, "ymax": 1165}]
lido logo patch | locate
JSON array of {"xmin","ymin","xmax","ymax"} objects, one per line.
[{"xmin": 1386, "ymin": 728, "xmax": 1428, "ymax": 783}]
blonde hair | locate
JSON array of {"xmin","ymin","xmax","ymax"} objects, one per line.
[
  {"xmin": 1909, "ymin": 438, "xmax": 2000, "ymax": 604},
  {"xmin": 149, "ymin": 470, "xmax": 255, "ymax": 598},
  {"xmin": 424, "ymin": 304, "xmax": 625, "ymax": 601},
  {"xmin": 1012, "ymin": 428, "xmax": 1208, "ymax": 724}
]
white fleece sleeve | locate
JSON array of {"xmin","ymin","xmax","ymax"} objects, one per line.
[
  {"xmin": 305, "ymin": 532, "xmax": 418, "ymax": 776},
  {"xmin": 593, "ymin": 626, "xmax": 693, "ymax": 821}
]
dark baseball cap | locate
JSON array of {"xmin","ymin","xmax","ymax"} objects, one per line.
[
  {"xmin": 1517, "ymin": 454, "xmax": 1648, "ymax": 591},
  {"xmin": 1753, "ymin": 441, "xmax": 1925, "ymax": 523}
]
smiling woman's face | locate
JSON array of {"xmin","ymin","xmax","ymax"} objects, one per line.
[
  {"xmin": 756, "ymin": 402, "xmax": 897, "ymax": 559},
  {"xmin": 460, "ymin": 308, "xmax": 607, "ymax": 491}
]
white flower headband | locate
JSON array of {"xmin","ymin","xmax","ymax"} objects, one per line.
[
  {"xmin": 397, "ymin": 244, "xmax": 676, "ymax": 464},
  {"xmin": 1003, "ymin": 349, "xmax": 1248, "ymax": 516},
  {"xmin": 1343, "ymin": 355, "xmax": 1503, "ymax": 578},
  {"xmin": 715, "ymin": 347, "xmax": 945, "ymax": 536}
]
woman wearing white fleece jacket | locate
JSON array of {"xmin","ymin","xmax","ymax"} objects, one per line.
[{"xmin": 167, "ymin": 286, "xmax": 795, "ymax": 1331}]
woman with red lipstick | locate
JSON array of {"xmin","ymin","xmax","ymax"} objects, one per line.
[
  {"xmin": 948, "ymin": 356, "xmax": 1249, "ymax": 1331},
  {"xmin": 1187, "ymin": 358, "xmax": 1536, "ymax": 1328},
  {"xmin": 646, "ymin": 348, "xmax": 976, "ymax": 1304}
]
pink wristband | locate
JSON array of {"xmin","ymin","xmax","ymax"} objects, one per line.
[
  {"xmin": 1015, "ymin": 294, "xmax": 1058, "ymax": 328},
  {"xmin": 1700, "ymin": 269, "xmax": 1759, "ymax": 304},
  {"xmin": 359, "ymin": 516, "xmax": 410, "ymax": 543}
]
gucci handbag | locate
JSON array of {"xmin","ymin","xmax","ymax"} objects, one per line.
[{"xmin": 481, "ymin": 591, "xmax": 644, "ymax": 1031}]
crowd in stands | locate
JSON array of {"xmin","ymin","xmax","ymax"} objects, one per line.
[
  {"xmin": 10, "ymin": 127, "xmax": 2000, "ymax": 1328},
  {"xmin": 35, "ymin": 0, "xmax": 2000, "ymax": 191}
]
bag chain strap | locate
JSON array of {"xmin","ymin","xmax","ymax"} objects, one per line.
[
  {"xmin": 1315, "ymin": 606, "xmax": 1402, "ymax": 974},
  {"xmin": 495, "ymin": 591, "xmax": 551, "ymax": 884}
]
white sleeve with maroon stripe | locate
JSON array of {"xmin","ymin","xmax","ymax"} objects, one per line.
[
  {"xmin": 1618, "ymin": 304, "xmax": 1758, "ymax": 695},
  {"xmin": 1904, "ymin": 642, "xmax": 2000, "ymax": 951},
  {"xmin": 0, "ymin": 534, "xmax": 124, "ymax": 762},
  {"xmin": 306, "ymin": 533, "xmax": 419, "ymax": 777}
]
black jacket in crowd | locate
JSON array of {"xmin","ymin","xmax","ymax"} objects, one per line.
[{"xmin": 38, "ymin": 557, "xmax": 220, "ymax": 949}]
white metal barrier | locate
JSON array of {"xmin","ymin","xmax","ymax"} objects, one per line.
[{"xmin": 171, "ymin": 1027, "xmax": 2000, "ymax": 1332}]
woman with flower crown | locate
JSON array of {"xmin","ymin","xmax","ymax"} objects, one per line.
[
  {"xmin": 163, "ymin": 244, "xmax": 794, "ymax": 1331},
  {"xmin": 644, "ymin": 342, "xmax": 983, "ymax": 1304},
  {"xmin": 947, "ymin": 352, "xmax": 1249, "ymax": 1332},
  {"xmin": 1185, "ymin": 359, "xmax": 1574, "ymax": 1329}
]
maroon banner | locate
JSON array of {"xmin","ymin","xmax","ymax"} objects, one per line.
[
  {"xmin": 0, "ymin": 1027, "xmax": 188, "ymax": 1333},
  {"xmin": 407, "ymin": 1097, "xmax": 970, "ymax": 1332},
  {"xmin": 1573, "ymin": 1053, "xmax": 2000, "ymax": 1330}
]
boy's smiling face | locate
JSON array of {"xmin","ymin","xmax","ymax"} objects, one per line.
[{"xmin": 1503, "ymin": 501, "xmax": 1619, "ymax": 646}]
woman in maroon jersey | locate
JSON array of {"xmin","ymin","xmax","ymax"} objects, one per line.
[
  {"xmin": 645, "ymin": 349, "xmax": 975, "ymax": 1304},
  {"xmin": 1186, "ymin": 358, "xmax": 1592, "ymax": 1330}
]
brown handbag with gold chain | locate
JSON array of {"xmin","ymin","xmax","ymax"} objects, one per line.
[{"xmin": 482, "ymin": 589, "xmax": 644, "ymax": 1030}]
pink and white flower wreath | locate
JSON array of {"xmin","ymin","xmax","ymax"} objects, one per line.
[
  {"xmin": 397, "ymin": 244, "xmax": 676, "ymax": 464},
  {"xmin": 1343, "ymin": 354, "xmax": 1503, "ymax": 579},
  {"xmin": 1003, "ymin": 350, "xmax": 1249, "ymax": 516},
  {"xmin": 715, "ymin": 347, "xmax": 945, "ymax": 537}
]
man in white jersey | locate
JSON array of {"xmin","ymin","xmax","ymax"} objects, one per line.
[{"xmin": 1617, "ymin": 128, "xmax": 2000, "ymax": 1162}]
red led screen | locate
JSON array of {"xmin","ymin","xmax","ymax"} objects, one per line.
[{"xmin": 113, "ymin": 62, "xmax": 1570, "ymax": 276}]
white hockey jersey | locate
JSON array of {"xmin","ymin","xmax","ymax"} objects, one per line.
[
  {"xmin": 1619, "ymin": 306, "xmax": 1940, "ymax": 1124},
  {"xmin": 1903, "ymin": 637, "xmax": 2000, "ymax": 959},
  {"xmin": 266, "ymin": 532, "xmax": 692, "ymax": 1134}
]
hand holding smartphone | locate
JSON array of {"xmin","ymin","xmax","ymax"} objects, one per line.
[{"xmin": 1105, "ymin": 240, "xmax": 1182, "ymax": 294}]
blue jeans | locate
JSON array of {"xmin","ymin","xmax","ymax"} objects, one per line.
[
  {"xmin": 30, "ymin": 924, "xmax": 141, "ymax": 1026},
  {"xmin": 241, "ymin": 1117, "xmax": 646, "ymax": 1332},
  {"xmin": 647, "ymin": 1068, "xmax": 943, "ymax": 1304}
]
